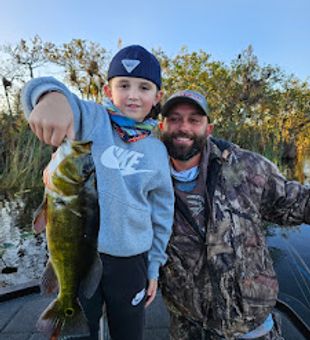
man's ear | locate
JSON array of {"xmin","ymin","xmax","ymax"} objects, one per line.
[
  {"xmin": 207, "ymin": 124, "xmax": 214, "ymax": 136},
  {"xmin": 103, "ymin": 84, "xmax": 112, "ymax": 99}
]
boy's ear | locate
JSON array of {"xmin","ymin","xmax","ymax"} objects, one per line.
[
  {"xmin": 103, "ymin": 84, "xmax": 112, "ymax": 99},
  {"xmin": 154, "ymin": 90, "xmax": 163, "ymax": 105}
]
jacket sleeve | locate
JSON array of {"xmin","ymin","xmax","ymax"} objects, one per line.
[
  {"xmin": 147, "ymin": 150, "xmax": 174, "ymax": 280},
  {"xmin": 260, "ymin": 160, "xmax": 310, "ymax": 225},
  {"xmin": 21, "ymin": 76, "xmax": 105, "ymax": 140}
]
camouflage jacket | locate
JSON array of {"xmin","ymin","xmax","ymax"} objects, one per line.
[{"xmin": 160, "ymin": 138, "xmax": 310, "ymax": 338}]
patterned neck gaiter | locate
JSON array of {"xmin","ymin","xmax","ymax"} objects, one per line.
[{"xmin": 103, "ymin": 98, "xmax": 157, "ymax": 143}]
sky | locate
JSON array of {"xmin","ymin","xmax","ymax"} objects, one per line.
[{"xmin": 0, "ymin": 0, "xmax": 309, "ymax": 81}]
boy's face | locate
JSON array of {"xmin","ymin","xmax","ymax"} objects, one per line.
[{"xmin": 104, "ymin": 77, "xmax": 162, "ymax": 122}]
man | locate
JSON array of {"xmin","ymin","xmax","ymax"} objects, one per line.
[{"xmin": 160, "ymin": 90, "xmax": 310, "ymax": 339}]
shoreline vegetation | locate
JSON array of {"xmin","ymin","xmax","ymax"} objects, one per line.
[{"xmin": 0, "ymin": 36, "xmax": 309, "ymax": 192}]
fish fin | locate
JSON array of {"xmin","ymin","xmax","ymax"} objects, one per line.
[
  {"xmin": 40, "ymin": 260, "xmax": 59, "ymax": 295},
  {"xmin": 80, "ymin": 253, "xmax": 103, "ymax": 299},
  {"xmin": 33, "ymin": 195, "xmax": 47, "ymax": 233},
  {"xmin": 36, "ymin": 298, "xmax": 63, "ymax": 337},
  {"xmin": 60, "ymin": 299, "xmax": 90, "ymax": 338}
]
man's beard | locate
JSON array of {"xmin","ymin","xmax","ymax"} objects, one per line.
[{"xmin": 161, "ymin": 132, "xmax": 207, "ymax": 161}]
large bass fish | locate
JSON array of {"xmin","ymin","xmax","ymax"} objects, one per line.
[{"xmin": 33, "ymin": 139, "xmax": 102, "ymax": 338}]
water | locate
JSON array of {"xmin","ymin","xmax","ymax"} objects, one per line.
[
  {"xmin": 0, "ymin": 192, "xmax": 47, "ymax": 289},
  {"xmin": 267, "ymin": 225, "xmax": 310, "ymax": 312}
]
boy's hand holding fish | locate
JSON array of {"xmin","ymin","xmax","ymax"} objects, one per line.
[{"xmin": 29, "ymin": 91, "xmax": 75, "ymax": 146}]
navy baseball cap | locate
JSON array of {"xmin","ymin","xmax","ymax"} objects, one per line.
[
  {"xmin": 107, "ymin": 45, "xmax": 161, "ymax": 89},
  {"xmin": 161, "ymin": 90, "xmax": 209, "ymax": 117}
]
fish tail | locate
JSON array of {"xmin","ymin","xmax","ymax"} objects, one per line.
[
  {"xmin": 36, "ymin": 298, "xmax": 90, "ymax": 338},
  {"xmin": 61, "ymin": 299, "xmax": 90, "ymax": 338}
]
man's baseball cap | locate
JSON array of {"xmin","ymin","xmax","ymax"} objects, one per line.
[
  {"xmin": 161, "ymin": 90, "xmax": 209, "ymax": 117},
  {"xmin": 108, "ymin": 45, "xmax": 161, "ymax": 89}
]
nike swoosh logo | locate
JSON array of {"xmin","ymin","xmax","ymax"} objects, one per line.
[{"xmin": 131, "ymin": 288, "xmax": 145, "ymax": 306}]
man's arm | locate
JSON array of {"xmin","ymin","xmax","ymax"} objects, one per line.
[{"xmin": 260, "ymin": 161, "xmax": 310, "ymax": 225}]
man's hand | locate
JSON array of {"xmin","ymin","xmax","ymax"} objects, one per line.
[
  {"xmin": 145, "ymin": 279, "xmax": 158, "ymax": 308},
  {"xmin": 28, "ymin": 92, "xmax": 74, "ymax": 146}
]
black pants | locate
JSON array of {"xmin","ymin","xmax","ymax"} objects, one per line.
[{"xmin": 77, "ymin": 252, "xmax": 148, "ymax": 340}]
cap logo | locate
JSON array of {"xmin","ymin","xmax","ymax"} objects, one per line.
[
  {"xmin": 121, "ymin": 59, "xmax": 141, "ymax": 73},
  {"xmin": 176, "ymin": 91, "xmax": 204, "ymax": 105}
]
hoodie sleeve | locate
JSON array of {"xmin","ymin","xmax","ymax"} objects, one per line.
[
  {"xmin": 21, "ymin": 76, "xmax": 105, "ymax": 140},
  {"xmin": 147, "ymin": 147, "xmax": 174, "ymax": 279}
]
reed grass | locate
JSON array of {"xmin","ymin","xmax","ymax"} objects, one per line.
[{"xmin": 0, "ymin": 116, "xmax": 52, "ymax": 193}]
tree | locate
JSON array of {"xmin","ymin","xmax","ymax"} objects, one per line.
[
  {"xmin": 45, "ymin": 39, "xmax": 108, "ymax": 102},
  {"xmin": 0, "ymin": 50, "xmax": 25, "ymax": 114},
  {"xmin": 3, "ymin": 35, "xmax": 49, "ymax": 79},
  {"xmin": 155, "ymin": 45, "xmax": 309, "ymax": 160}
]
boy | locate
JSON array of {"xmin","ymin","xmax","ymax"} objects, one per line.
[{"xmin": 22, "ymin": 45, "xmax": 174, "ymax": 340}]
